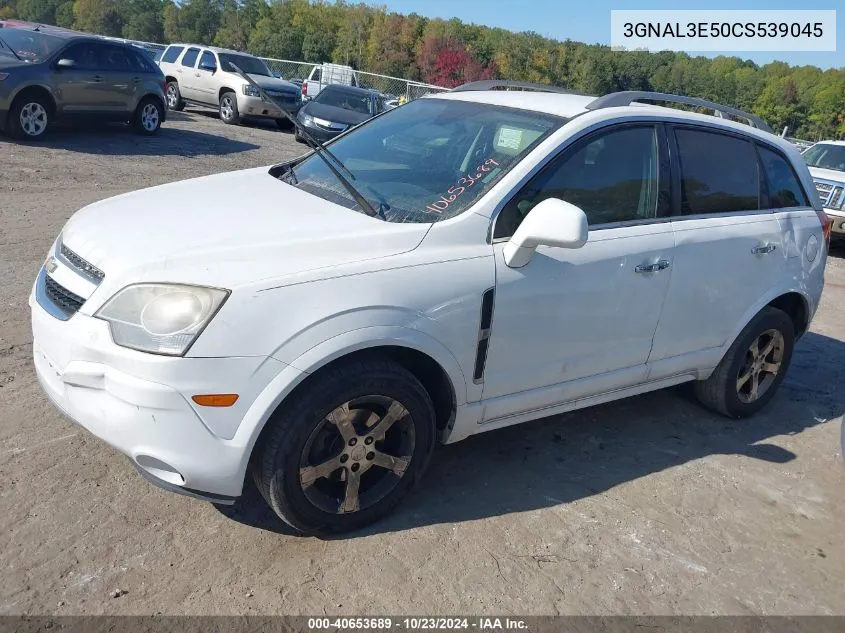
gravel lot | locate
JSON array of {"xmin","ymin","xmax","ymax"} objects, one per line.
[{"xmin": 1, "ymin": 109, "xmax": 844, "ymax": 616}]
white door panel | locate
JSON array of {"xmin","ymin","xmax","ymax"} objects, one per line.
[
  {"xmin": 483, "ymin": 222, "xmax": 674, "ymax": 405},
  {"xmin": 650, "ymin": 213, "xmax": 785, "ymax": 361}
]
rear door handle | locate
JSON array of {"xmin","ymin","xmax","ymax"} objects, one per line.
[
  {"xmin": 751, "ymin": 243, "xmax": 777, "ymax": 255},
  {"xmin": 635, "ymin": 259, "xmax": 670, "ymax": 273}
]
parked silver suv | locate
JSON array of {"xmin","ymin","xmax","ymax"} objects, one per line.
[
  {"xmin": 0, "ymin": 26, "xmax": 167, "ymax": 140},
  {"xmin": 159, "ymin": 44, "xmax": 302, "ymax": 128}
]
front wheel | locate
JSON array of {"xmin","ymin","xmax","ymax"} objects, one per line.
[
  {"xmin": 8, "ymin": 95, "xmax": 51, "ymax": 140},
  {"xmin": 219, "ymin": 91, "xmax": 240, "ymax": 125},
  {"xmin": 131, "ymin": 97, "xmax": 163, "ymax": 135},
  {"xmin": 251, "ymin": 357, "xmax": 436, "ymax": 535},
  {"xmin": 694, "ymin": 306, "xmax": 795, "ymax": 418}
]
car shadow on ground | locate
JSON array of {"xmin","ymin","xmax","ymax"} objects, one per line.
[
  {"xmin": 0, "ymin": 122, "xmax": 261, "ymax": 157},
  {"xmin": 828, "ymin": 240, "xmax": 845, "ymax": 259},
  {"xmin": 215, "ymin": 330, "xmax": 845, "ymax": 538},
  {"xmin": 182, "ymin": 107, "xmax": 295, "ymax": 134}
]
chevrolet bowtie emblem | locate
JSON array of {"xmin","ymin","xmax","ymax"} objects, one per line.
[{"xmin": 45, "ymin": 256, "xmax": 58, "ymax": 273}]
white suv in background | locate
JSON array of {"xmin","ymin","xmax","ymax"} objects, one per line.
[
  {"xmin": 30, "ymin": 83, "xmax": 827, "ymax": 535},
  {"xmin": 803, "ymin": 140, "xmax": 845, "ymax": 240},
  {"xmin": 158, "ymin": 43, "xmax": 302, "ymax": 127}
]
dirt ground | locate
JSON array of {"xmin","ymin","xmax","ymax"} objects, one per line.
[{"xmin": 1, "ymin": 109, "xmax": 844, "ymax": 616}]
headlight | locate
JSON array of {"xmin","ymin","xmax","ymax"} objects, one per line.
[
  {"xmin": 242, "ymin": 84, "xmax": 260, "ymax": 97},
  {"xmin": 300, "ymin": 113, "xmax": 314, "ymax": 126},
  {"xmin": 95, "ymin": 283, "xmax": 229, "ymax": 356}
]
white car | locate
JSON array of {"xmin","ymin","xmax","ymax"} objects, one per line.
[
  {"xmin": 158, "ymin": 43, "xmax": 302, "ymax": 127},
  {"xmin": 803, "ymin": 140, "xmax": 845, "ymax": 240},
  {"xmin": 30, "ymin": 84, "xmax": 827, "ymax": 535}
]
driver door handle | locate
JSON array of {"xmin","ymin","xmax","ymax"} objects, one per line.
[
  {"xmin": 635, "ymin": 259, "xmax": 670, "ymax": 274},
  {"xmin": 751, "ymin": 243, "xmax": 777, "ymax": 255}
]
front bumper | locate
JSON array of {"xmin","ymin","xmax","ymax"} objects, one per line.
[
  {"xmin": 299, "ymin": 122, "xmax": 344, "ymax": 143},
  {"xmin": 824, "ymin": 207, "xmax": 845, "ymax": 235},
  {"xmin": 238, "ymin": 94, "xmax": 302, "ymax": 119},
  {"xmin": 30, "ymin": 280, "xmax": 286, "ymax": 500}
]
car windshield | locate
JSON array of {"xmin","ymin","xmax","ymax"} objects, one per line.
[
  {"xmin": 287, "ymin": 98, "xmax": 563, "ymax": 223},
  {"xmin": 315, "ymin": 87, "xmax": 373, "ymax": 115},
  {"xmin": 0, "ymin": 29, "xmax": 63, "ymax": 62},
  {"xmin": 219, "ymin": 53, "xmax": 270, "ymax": 77},
  {"xmin": 803, "ymin": 144, "xmax": 845, "ymax": 172}
]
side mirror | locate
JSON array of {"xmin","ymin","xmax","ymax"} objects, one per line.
[
  {"xmin": 56, "ymin": 58, "xmax": 76, "ymax": 69},
  {"xmin": 199, "ymin": 61, "xmax": 216, "ymax": 72},
  {"xmin": 503, "ymin": 198, "xmax": 588, "ymax": 268}
]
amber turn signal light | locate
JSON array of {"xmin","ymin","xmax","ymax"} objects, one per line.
[{"xmin": 192, "ymin": 394, "xmax": 239, "ymax": 407}]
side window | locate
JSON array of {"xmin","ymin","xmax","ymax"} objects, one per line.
[
  {"xmin": 60, "ymin": 42, "xmax": 101, "ymax": 70},
  {"xmin": 199, "ymin": 50, "xmax": 216, "ymax": 70},
  {"xmin": 494, "ymin": 125, "xmax": 661, "ymax": 239},
  {"xmin": 675, "ymin": 128, "xmax": 759, "ymax": 215},
  {"xmin": 101, "ymin": 44, "xmax": 134, "ymax": 71},
  {"xmin": 181, "ymin": 47, "xmax": 199, "ymax": 68},
  {"xmin": 758, "ymin": 146, "xmax": 809, "ymax": 209},
  {"xmin": 161, "ymin": 45, "xmax": 183, "ymax": 64},
  {"xmin": 311, "ymin": 67, "xmax": 321, "ymax": 82}
]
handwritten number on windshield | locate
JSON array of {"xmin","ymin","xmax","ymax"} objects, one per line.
[{"xmin": 425, "ymin": 158, "xmax": 500, "ymax": 214}]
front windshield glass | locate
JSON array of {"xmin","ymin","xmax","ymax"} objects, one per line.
[
  {"xmin": 0, "ymin": 29, "xmax": 63, "ymax": 63},
  {"xmin": 315, "ymin": 87, "xmax": 373, "ymax": 115},
  {"xmin": 803, "ymin": 144, "xmax": 845, "ymax": 172},
  {"xmin": 288, "ymin": 98, "xmax": 563, "ymax": 223},
  {"xmin": 219, "ymin": 53, "xmax": 270, "ymax": 77}
]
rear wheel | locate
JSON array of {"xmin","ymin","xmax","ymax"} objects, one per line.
[
  {"xmin": 219, "ymin": 91, "xmax": 240, "ymax": 124},
  {"xmin": 251, "ymin": 357, "xmax": 436, "ymax": 535},
  {"xmin": 694, "ymin": 307, "xmax": 794, "ymax": 418},
  {"xmin": 165, "ymin": 81, "xmax": 185, "ymax": 111},
  {"xmin": 275, "ymin": 117, "xmax": 293, "ymax": 131},
  {"xmin": 131, "ymin": 97, "xmax": 163, "ymax": 135},
  {"xmin": 8, "ymin": 95, "xmax": 51, "ymax": 140}
]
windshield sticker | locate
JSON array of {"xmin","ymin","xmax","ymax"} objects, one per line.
[
  {"xmin": 425, "ymin": 159, "xmax": 500, "ymax": 213},
  {"xmin": 496, "ymin": 127, "xmax": 524, "ymax": 151}
]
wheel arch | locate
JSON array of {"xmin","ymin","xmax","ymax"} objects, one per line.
[
  {"xmin": 8, "ymin": 84, "xmax": 57, "ymax": 118},
  {"xmin": 721, "ymin": 288, "xmax": 814, "ymax": 361},
  {"xmin": 234, "ymin": 329, "xmax": 467, "ymax": 493},
  {"xmin": 219, "ymin": 86, "xmax": 236, "ymax": 101}
]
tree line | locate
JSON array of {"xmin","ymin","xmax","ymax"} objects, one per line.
[{"xmin": 1, "ymin": 0, "xmax": 843, "ymax": 139}]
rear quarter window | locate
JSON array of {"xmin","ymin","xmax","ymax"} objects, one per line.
[
  {"xmin": 161, "ymin": 45, "xmax": 183, "ymax": 64},
  {"xmin": 758, "ymin": 146, "xmax": 810, "ymax": 209}
]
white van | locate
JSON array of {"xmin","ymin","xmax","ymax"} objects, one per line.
[{"xmin": 302, "ymin": 62, "xmax": 358, "ymax": 99}]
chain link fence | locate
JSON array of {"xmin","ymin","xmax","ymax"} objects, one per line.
[{"xmin": 257, "ymin": 57, "xmax": 448, "ymax": 102}]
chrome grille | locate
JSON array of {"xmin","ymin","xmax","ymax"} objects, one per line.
[
  {"xmin": 60, "ymin": 243, "xmax": 104, "ymax": 281},
  {"xmin": 44, "ymin": 275, "xmax": 84, "ymax": 317},
  {"xmin": 814, "ymin": 180, "xmax": 845, "ymax": 209}
]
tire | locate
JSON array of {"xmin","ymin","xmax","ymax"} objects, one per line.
[
  {"xmin": 219, "ymin": 91, "xmax": 240, "ymax": 125},
  {"xmin": 694, "ymin": 306, "xmax": 795, "ymax": 418},
  {"xmin": 251, "ymin": 356, "xmax": 436, "ymax": 535},
  {"xmin": 275, "ymin": 117, "xmax": 293, "ymax": 131},
  {"xmin": 8, "ymin": 94, "xmax": 51, "ymax": 140},
  {"xmin": 131, "ymin": 97, "xmax": 163, "ymax": 135},
  {"xmin": 293, "ymin": 128, "xmax": 305, "ymax": 143},
  {"xmin": 165, "ymin": 81, "xmax": 185, "ymax": 111}
]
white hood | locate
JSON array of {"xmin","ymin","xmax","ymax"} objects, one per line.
[
  {"xmin": 808, "ymin": 166, "xmax": 845, "ymax": 184},
  {"xmin": 60, "ymin": 167, "xmax": 429, "ymax": 294}
]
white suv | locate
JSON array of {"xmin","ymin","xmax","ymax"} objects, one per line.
[
  {"xmin": 30, "ymin": 83, "xmax": 827, "ymax": 535},
  {"xmin": 158, "ymin": 44, "xmax": 302, "ymax": 127},
  {"xmin": 803, "ymin": 140, "xmax": 845, "ymax": 240}
]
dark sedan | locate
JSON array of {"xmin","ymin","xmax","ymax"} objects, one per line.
[
  {"xmin": 294, "ymin": 84, "xmax": 386, "ymax": 143},
  {"xmin": 0, "ymin": 27, "xmax": 167, "ymax": 140}
]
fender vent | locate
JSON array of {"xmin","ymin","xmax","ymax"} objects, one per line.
[{"xmin": 472, "ymin": 288, "xmax": 495, "ymax": 382}]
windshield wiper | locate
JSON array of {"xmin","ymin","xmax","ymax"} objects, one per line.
[
  {"xmin": 0, "ymin": 36, "xmax": 23, "ymax": 61},
  {"xmin": 230, "ymin": 63, "xmax": 379, "ymax": 218}
]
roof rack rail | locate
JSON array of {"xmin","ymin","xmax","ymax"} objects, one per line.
[
  {"xmin": 586, "ymin": 91, "xmax": 772, "ymax": 133},
  {"xmin": 451, "ymin": 80, "xmax": 592, "ymax": 96}
]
